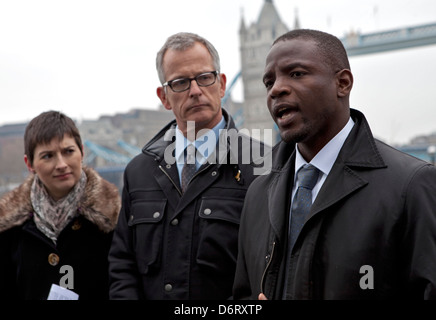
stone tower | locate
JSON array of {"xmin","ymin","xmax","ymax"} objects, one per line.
[{"xmin": 239, "ymin": 0, "xmax": 289, "ymax": 142}]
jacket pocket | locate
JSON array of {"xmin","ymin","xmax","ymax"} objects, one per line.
[
  {"xmin": 128, "ymin": 199, "xmax": 166, "ymax": 275},
  {"xmin": 196, "ymin": 197, "xmax": 242, "ymax": 274}
]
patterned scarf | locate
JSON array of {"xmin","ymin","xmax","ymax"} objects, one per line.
[{"xmin": 31, "ymin": 170, "xmax": 87, "ymax": 244}]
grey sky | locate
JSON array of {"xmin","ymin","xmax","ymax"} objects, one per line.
[{"xmin": 1, "ymin": 0, "xmax": 435, "ymax": 145}]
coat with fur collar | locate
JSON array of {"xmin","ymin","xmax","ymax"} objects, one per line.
[{"xmin": 0, "ymin": 166, "xmax": 120, "ymax": 300}]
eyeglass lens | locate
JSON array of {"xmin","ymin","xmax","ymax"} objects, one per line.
[{"xmin": 170, "ymin": 72, "xmax": 217, "ymax": 92}]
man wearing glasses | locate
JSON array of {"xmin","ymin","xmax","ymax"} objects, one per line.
[{"xmin": 108, "ymin": 32, "xmax": 265, "ymax": 299}]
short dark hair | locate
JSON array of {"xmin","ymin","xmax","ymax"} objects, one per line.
[
  {"xmin": 273, "ymin": 29, "xmax": 350, "ymax": 71},
  {"xmin": 24, "ymin": 111, "xmax": 83, "ymax": 165}
]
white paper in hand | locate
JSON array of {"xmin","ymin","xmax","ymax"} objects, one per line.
[{"xmin": 47, "ymin": 284, "xmax": 79, "ymax": 300}]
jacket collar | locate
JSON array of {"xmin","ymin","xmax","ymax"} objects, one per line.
[
  {"xmin": 142, "ymin": 108, "xmax": 240, "ymax": 165},
  {"xmin": 270, "ymin": 109, "xmax": 386, "ymax": 171},
  {"xmin": 309, "ymin": 109, "xmax": 386, "ymax": 215},
  {"xmin": 0, "ymin": 166, "xmax": 120, "ymax": 233},
  {"xmin": 144, "ymin": 108, "xmax": 254, "ymax": 219},
  {"xmin": 267, "ymin": 108, "xmax": 387, "ymax": 243},
  {"xmin": 337, "ymin": 108, "xmax": 386, "ymax": 169}
]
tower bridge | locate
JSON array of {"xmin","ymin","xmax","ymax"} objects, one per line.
[
  {"xmin": 85, "ymin": 1, "xmax": 436, "ymax": 190},
  {"xmin": 342, "ymin": 22, "xmax": 436, "ymax": 56},
  {"xmin": 229, "ymin": 21, "xmax": 436, "ymax": 126},
  {"xmin": 3, "ymin": 1, "xmax": 433, "ymax": 196}
]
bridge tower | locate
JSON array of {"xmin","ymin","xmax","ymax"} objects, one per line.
[{"xmin": 239, "ymin": 0, "xmax": 290, "ymax": 142}]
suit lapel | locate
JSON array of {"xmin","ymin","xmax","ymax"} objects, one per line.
[
  {"xmin": 309, "ymin": 164, "xmax": 368, "ymax": 218},
  {"xmin": 308, "ymin": 108, "xmax": 387, "ymax": 220}
]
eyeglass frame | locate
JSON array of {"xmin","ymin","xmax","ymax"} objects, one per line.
[{"xmin": 162, "ymin": 71, "xmax": 219, "ymax": 93}]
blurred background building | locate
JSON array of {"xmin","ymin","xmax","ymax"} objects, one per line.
[{"xmin": 1, "ymin": 0, "xmax": 436, "ymax": 195}]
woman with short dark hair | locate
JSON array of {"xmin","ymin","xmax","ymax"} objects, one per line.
[{"xmin": 0, "ymin": 110, "xmax": 121, "ymax": 300}]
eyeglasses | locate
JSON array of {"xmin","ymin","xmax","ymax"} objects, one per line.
[{"xmin": 163, "ymin": 71, "xmax": 218, "ymax": 93}]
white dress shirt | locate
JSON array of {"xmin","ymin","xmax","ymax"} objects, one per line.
[
  {"xmin": 291, "ymin": 117, "xmax": 355, "ymax": 204},
  {"xmin": 175, "ymin": 116, "xmax": 226, "ymax": 183}
]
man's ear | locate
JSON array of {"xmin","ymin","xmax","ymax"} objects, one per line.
[
  {"xmin": 218, "ymin": 73, "xmax": 227, "ymax": 99},
  {"xmin": 336, "ymin": 69, "xmax": 353, "ymax": 98},
  {"xmin": 157, "ymin": 86, "xmax": 172, "ymax": 111}
]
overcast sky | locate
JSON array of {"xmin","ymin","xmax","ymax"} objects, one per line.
[{"xmin": 1, "ymin": 0, "xmax": 436, "ymax": 145}]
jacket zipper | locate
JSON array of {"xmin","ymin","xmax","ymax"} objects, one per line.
[
  {"xmin": 260, "ymin": 241, "xmax": 276, "ymax": 296},
  {"xmin": 158, "ymin": 165, "xmax": 182, "ymax": 196}
]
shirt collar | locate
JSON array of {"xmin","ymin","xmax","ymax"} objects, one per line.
[
  {"xmin": 295, "ymin": 117, "xmax": 355, "ymax": 177},
  {"xmin": 175, "ymin": 116, "xmax": 226, "ymax": 164}
]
